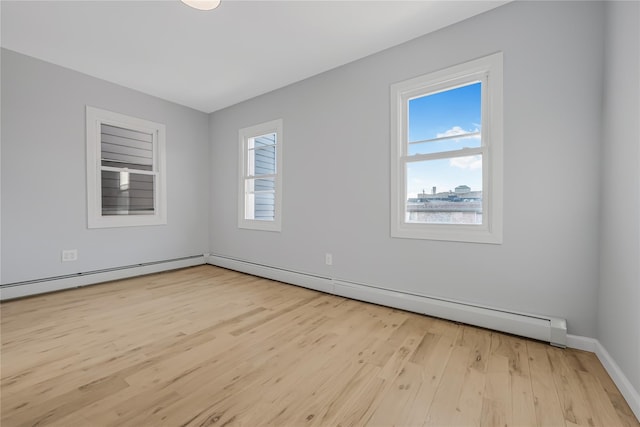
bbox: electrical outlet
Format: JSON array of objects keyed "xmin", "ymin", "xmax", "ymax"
[
  {"xmin": 62, "ymin": 249, "xmax": 78, "ymax": 262},
  {"xmin": 325, "ymin": 253, "xmax": 333, "ymax": 266}
]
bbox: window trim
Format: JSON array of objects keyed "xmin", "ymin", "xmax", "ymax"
[
  {"xmin": 238, "ymin": 119, "xmax": 283, "ymax": 232},
  {"xmin": 86, "ymin": 106, "xmax": 167, "ymax": 229},
  {"xmin": 390, "ymin": 52, "xmax": 503, "ymax": 244}
]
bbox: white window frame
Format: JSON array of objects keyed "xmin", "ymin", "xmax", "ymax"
[
  {"xmin": 238, "ymin": 119, "xmax": 283, "ymax": 232},
  {"xmin": 86, "ymin": 106, "xmax": 167, "ymax": 228},
  {"xmin": 390, "ymin": 52, "xmax": 503, "ymax": 244}
]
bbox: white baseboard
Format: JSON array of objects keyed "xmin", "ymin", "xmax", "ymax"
[
  {"xmin": 566, "ymin": 334, "xmax": 598, "ymax": 352},
  {"xmin": 594, "ymin": 339, "xmax": 640, "ymax": 421},
  {"xmin": 567, "ymin": 334, "xmax": 639, "ymax": 420},
  {"xmin": 0, "ymin": 255, "xmax": 206, "ymax": 300},
  {"xmin": 207, "ymin": 254, "xmax": 333, "ymax": 294}
]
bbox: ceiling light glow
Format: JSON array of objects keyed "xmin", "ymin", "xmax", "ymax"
[{"xmin": 181, "ymin": 0, "xmax": 221, "ymax": 11}]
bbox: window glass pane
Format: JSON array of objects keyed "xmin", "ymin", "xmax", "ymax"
[
  {"xmin": 254, "ymin": 193, "xmax": 275, "ymax": 221},
  {"xmin": 248, "ymin": 146, "xmax": 276, "ymax": 176},
  {"xmin": 250, "ymin": 133, "xmax": 276, "ymax": 149},
  {"xmin": 408, "ymin": 82, "xmax": 481, "ymax": 147},
  {"xmin": 245, "ymin": 178, "xmax": 275, "ymax": 221},
  {"xmin": 406, "ymin": 156, "xmax": 482, "ymax": 225},
  {"xmin": 102, "ymin": 160, "xmax": 153, "ymax": 171},
  {"xmin": 253, "ymin": 178, "xmax": 275, "ymax": 191},
  {"xmin": 102, "ymin": 171, "xmax": 155, "ymax": 215},
  {"xmin": 101, "ymin": 124, "xmax": 153, "ymax": 167}
]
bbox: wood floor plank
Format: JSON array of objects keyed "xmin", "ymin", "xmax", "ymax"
[
  {"xmin": 423, "ymin": 344, "xmax": 472, "ymax": 426},
  {"xmin": 547, "ymin": 345, "xmax": 599, "ymax": 426},
  {"xmin": 402, "ymin": 334, "xmax": 457, "ymax": 427},
  {"xmin": 502, "ymin": 334, "xmax": 537, "ymax": 427},
  {"xmin": 578, "ymin": 370, "xmax": 625, "ymax": 427},
  {"xmin": 308, "ymin": 362, "xmax": 383, "ymax": 427},
  {"xmin": 571, "ymin": 350, "xmax": 640, "ymax": 427},
  {"xmin": 451, "ymin": 329, "xmax": 490, "ymax": 426},
  {"xmin": 456, "ymin": 325, "xmax": 492, "ymax": 373},
  {"xmin": 1, "ymin": 265, "xmax": 638, "ymax": 427},
  {"xmin": 366, "ymin": 361, "xmax": 424, "ymax": 427},
  {"xmin": 528, "ymin": 340, "xmax": 568, "ymax": 426},
  {"xmin": 480, "ymin": 343, "xmax": 512, "ymax": 427}
]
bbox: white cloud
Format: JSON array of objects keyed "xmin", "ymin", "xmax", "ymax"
[
  {"xmin": 436, "ymin": 126, "xmax": 480, "ymax": 139},
  {"xmin": 437, "ymin": 126, "xmax": 467, "ymax": 138},
  {"xmin": 450, "ymin": 155, "xmax": 482, "ymax": 170}
]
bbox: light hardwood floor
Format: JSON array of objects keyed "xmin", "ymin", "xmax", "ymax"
[{"xmin": 1, "ymin": 265, "xmax": 638, "ymax": 427}]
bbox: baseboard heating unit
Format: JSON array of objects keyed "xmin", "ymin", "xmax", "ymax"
[
  {"xmin": 207, "ymin": 255, "xmax": 567, "ymax": 348},
  {"xmin": 331, "ymin": 279, "xmax": 567, "ymax": 348},
  {"xmin": 0, "ymin": 255, "xmax": 206, "ymax": 301}
]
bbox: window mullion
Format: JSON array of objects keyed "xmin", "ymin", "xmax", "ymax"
[
  {"xmin": 248, "ymin": 190, "xmax": 276, "ymax": 194},
  {"xmin": 245, "ymin": 173, "xmax": 277, "ymax": 179},
  {"xmin": 101, "ymin": 165, "xmax": 157, "ymax": 175},
  {"xmin": 408, "ymin": 131, "xmax": 481, "ymax": 146},
  {"xmin": 248, "ymin": 144, "xmax": 277, "ymax": 150},
  {"xmin": 403, "ymin": 146, "xmax": 485, "ymax": 163}
]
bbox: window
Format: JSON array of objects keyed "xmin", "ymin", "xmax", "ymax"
[
  {"xmin": 86, "ymin": 106, "xmax": 166, "ymax": 228},
  {"xmin": 391, "ymin": 53, "xmax": 503, "ymax": 243},
  {"xmin": 238, "ymin": 119, "xmax": 283, "ymax": 231}
]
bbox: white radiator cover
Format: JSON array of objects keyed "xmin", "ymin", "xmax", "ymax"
[
  {"xmin": 207, "ymin": 255, "xmax": 567, "ymax": 347},
  {"xmin": 0, "ymin": 255, "xmax": 206, "ymax": 300}
]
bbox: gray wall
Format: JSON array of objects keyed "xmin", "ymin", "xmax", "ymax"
[
  {"xmin": 598, "ymin": 1, "xmax": 640, "ymax": 394},
  {"xmin": 0, "ymin": 0, "xmax": 637, "ymax": 405},
  {"xmin": 1, "ymin": 48, "xmax": 210, "ymax": 284},
  {"xmin": 209, "ymin": 1, "xmax": 605, "ymax": 338}
]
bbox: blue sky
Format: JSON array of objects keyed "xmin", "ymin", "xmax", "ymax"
[{"xmin": 406, "ymin": 82, "xmax": 482, "ymax": 198}]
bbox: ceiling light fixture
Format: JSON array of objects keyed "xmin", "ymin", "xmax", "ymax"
[{"xmin": 181, "ymin": 0, "xmax": 221, "ymax": 11}]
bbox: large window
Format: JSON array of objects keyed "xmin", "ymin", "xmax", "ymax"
[
  {"xmin": 391, "ymin": 53, "xmax": 503, "ymax": 243},
  {"xmin": 86, "ymin": 106, "xmax": 166, "ymax": 228},
  {"xmin": 238, "ymin": 119, "xmax": 283, "ymax": 231}
]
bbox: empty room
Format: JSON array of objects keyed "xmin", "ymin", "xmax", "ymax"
[{"xmin": 1, "ymin": 0, "xmax": 639, "ymax": 426}]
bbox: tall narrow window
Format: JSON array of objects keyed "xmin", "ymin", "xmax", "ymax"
[
  {"xmin": 238, "ymin": 119, "xmax": 283, "ymax": 231},
  {"xmin": 86, "ymin": 106, "xmax": 166, "ymax": 228},
  {"xmin": 391, "ymin": 53, "xmax": 503, "ymax": 243}
]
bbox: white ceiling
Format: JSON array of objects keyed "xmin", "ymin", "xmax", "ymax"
[{"xmin": 1, "ymin": 0, "xmax": 508, "ymax": 113}]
